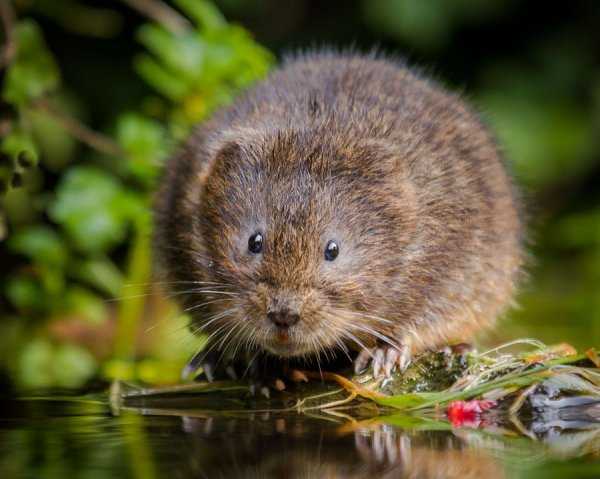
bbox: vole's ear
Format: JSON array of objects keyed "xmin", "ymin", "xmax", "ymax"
[
  {"xmin": 206, "ymin": 127, "xmax": 267, "ymax": 173},
  {"xmin": 212, "ymin": 140, "xmax": 243, "ymax": 171},
  {"xmin": 209, "ymin": 127, "xmax": 266, "ymax": 157}
]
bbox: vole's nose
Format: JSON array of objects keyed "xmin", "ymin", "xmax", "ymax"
[{"xmin": 267, "ymin": 309, "xmax": 300, "ymax": 328}]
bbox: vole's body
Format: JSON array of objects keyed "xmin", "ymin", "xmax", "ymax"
[{"xmin": 155, "ymin": 52, "xmax": 523, "ymax": 378}]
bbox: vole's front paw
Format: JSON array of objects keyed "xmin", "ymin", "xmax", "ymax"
[
  {"xmin": 181, "ymin": 349, "xmax": 228, "ymax": 382},
  {"xmin": 354, "ymin": 344, "xmax": 411, "ymax": 378},
  {"xmin": 245, "ymin": 357, "xmax": 287, "ymax": 399},
  {"xmin": 182, "ymin": 349, "xmax": 289, "ymax": 399}
]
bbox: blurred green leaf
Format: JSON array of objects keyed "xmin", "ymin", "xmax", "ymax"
[
  {"xmin": 135, "ymin": 11, "xmax": 272, "ymax": 134},
  {"xmin": 8, "ymin": 226, "xmax": 68, "ymax": 267},
  {"xmin": 116, "ymin": 112, "xmax": 168, "ymax": 184},
  {"xmin": 175, "ymin": 0, "xmax": 226, "ymax": 31},
  {"xmin": 2, "ymin": 179, "xmax": 44, "ymax": 227},
  {"xmin": 28, "ymin": 98, "xmax": 80, "ymax": 172},
  {"xmin": 1, "ymin": 129, "xmax": 39, "ymax": 169},
  {"xmin": 18, "ymin": 338, "xmax": 97, "ymax": 388},
  {"xmin": 134, "ymin": 54, "xmax": 189, "ymax": 101},
  {"xmin": 72, "ymin": 258, "xmax": 124, "ymax": 297},
  {"xmin": 5, "ymin": 276, "xmax": 47, "ymax": 313},
  {"xmin": 6, "ymin": 225, "xmax": 68, "ymax": 310},
  {"xmin": 49, "ymin": 166, "xmax": 144, "ymax": 255},
  {"xmin": 2, "ymin": 20, "xmax": 60, "ymax": 106},
  {"xmin": 52, "ymin": 343, "xmax": 97, "ymax": 388},
  {"xmin": 64, "ymin": 287, "xmax": 107, "ymax": 324},
  {"xmin": 137, "ymin": 25, "xmax": 205, "ymax": 76},
  {"xmin": 18, "ymin": 338, "xmax": 55, "ymax": 388}
]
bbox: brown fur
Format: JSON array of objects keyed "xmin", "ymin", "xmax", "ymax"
[{"xmin": 154, "ymin": 51, "xmax": 524, "ymax": 364}]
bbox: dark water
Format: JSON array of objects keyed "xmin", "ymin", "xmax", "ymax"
[{"xmin": 1, "ymin": 393, "xmax": 600, "ymax": 479}]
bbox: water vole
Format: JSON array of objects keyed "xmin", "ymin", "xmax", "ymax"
[{"xmin": 154, "ymin": 51, "xmax": 524, "ymax": 380}]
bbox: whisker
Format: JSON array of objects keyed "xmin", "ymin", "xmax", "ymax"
[
  {"xmin": 183, "ymin": 298, "xmax": 230, "ymax": 314},
  {"xmin": 107, "ymin": 284, "xmax": 236, "ymax": 304},
  {"xmin": 183, "ymin": 289, "xmax": 239, "ymax": 296},
  {"xmin": 214, "ymin": 321, "xmax": 246, "ymax": 369},
  {"xmin": 337, "ymin": 329, "xmax": 374, "ymax": 360},
  {"xmin": 194, "ymin": 323, "xmax": 232, "ymax": 358},
  {"xmin": 122, "ymin": 280, "xmax": 227, "ymax": 288},
  {"xmin": 192, "ymin": 308, "xmax": 237, "ymax": 334},
  {"xmin": 341, "ymin": 310, "xmax": 394, "ymax": 325},
  {"xmin": 242, "ymin": 349, "xmax": 261, "ymax": 379},
  {"xmin": 350, "ymin": 323, "xmax": 401, "ymax": 350},
  {"xmin": 228, "ymin": 320, "xmax": 252, "ymax": 363},
  {"xmin": 331, "ymin": 334, "xmax": 352, "ymax": 362}
]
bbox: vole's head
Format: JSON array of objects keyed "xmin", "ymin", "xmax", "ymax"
[{"xmin": 170, "ymin": 128, "xmax": 417, "ymax": 360}]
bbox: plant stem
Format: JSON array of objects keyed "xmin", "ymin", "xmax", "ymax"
[
  {"xmin": 32, "ymin": 98, "xmax": 125, "ymax": 157},
  {"xmin": 120, "ymin": 0, "xmax": 190, "ymax": 34},
  {"xmin": 0, "ymin": 0, "xmax": 16, "ymax": 70},
  {"xmin": 114, "ymin": 216, "xmax": 152, "ymax": 360}
]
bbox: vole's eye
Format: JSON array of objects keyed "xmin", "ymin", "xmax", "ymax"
[
  {"xmin": 324, "ymin": 240, "xmax": 339, "ymax": 261},
  {"xmin": 248, "ymin": 232, "xmax": 264, "ymax": 254}
]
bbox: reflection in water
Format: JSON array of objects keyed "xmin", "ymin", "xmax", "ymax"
[
  {"xmin": 177, "ymin": 414, "xmax": 505, "ymax": 478},
  {"xmin": 1, "ymin": 397, "xmax": 600, "ymax": 478}
]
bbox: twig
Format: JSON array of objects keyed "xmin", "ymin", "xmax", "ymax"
[
  {"xmin": 299, "ymin": 370, "xmax": 386, "ymax": 400},
  {"xmin": 120, "ymin": 0, "xmax": 190, "ymax": 34},
  {"xmin": 0, "ymin": 118, "xmax": 12, "ymax": 138},
  {"xmin": 0, "ymin": 0, "xmax": 16, "ymax": 70},
  {"xmin": 32, "ymin": 98, "xmax": 125, "ymax": 157}
]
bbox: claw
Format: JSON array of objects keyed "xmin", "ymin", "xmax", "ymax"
[
  {"xmin": 274, "ymin": 378, "xmax": 286, "ymax": 391},
  {"xmin": 260, "ymin": 386, "xmax": 270, "ymax": 399},
  {"xmin": 383, "ymin": 348, "xmax": 399, "ymax": 377},
  {"xmin": 354, "ymin": 344, "xmax": 411, "ymax": 378},
  {"xmin": 354, "ymin": 349, "xmax": 373, "ymax": 374},
  {"xmin": 398, "ymin": 344, "xmax": 411, "ymax": 371},
  {"xmin": 373, "ymin": 348, "xmax": 385, "ymax": 377},
  {"xmin": 248, "ymin": 382, "xmax": 272, "ymax": 399},
  {"xmin": 225, "ymin": 365, "xmax": 238, "ymax": 380},
  {"xmin": 202, "ymin": 361, "xmax": 215, "ymax": 382},
  {"xmin": 289, "ymin": 369, "xmax": 309, "ymax": 383},
  {"xmin": 180, "ymin": 348, "xmax": 231, "ymax": 383},
  {"xmin": 181, "ymin": 349, "xmax": 209, "ymax": 381}
]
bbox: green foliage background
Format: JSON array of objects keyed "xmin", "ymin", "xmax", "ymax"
[{"xmin": 0, "ymin": 0, "xmax": 599, "ymax": 389}]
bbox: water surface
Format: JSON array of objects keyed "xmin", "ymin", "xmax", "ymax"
[{"xmin": 1, "ymin": 392, "xmax": 600, "ymax": 478}]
